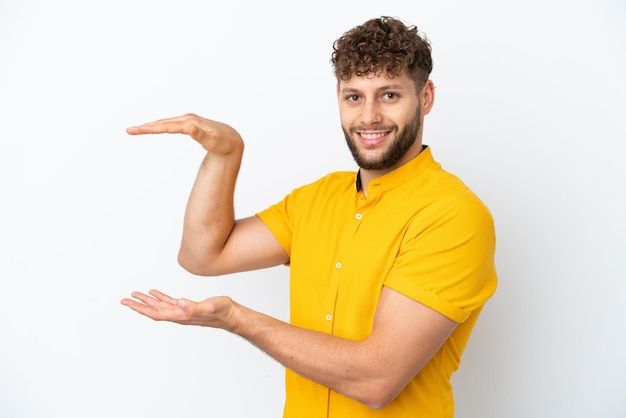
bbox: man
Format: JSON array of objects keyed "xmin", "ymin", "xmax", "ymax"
[{"xmin": 121, "ymin": 16, "xmax": 497, "ymax": 417}]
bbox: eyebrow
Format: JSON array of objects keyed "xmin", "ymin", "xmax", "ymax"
[{"xmin": 340, "ymin": 84, "xmax": 406, "ymax": 95}]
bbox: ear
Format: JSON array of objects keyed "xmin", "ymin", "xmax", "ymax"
[{"xmin": 420, "ymin": 80, "xmax": 436, "ymax": 116}]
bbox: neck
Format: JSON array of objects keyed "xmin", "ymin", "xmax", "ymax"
[{"xmin": 359, "ymin": 144, "xmax": 424, "ymax": 198}]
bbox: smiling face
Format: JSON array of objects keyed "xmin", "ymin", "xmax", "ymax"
[{"xmin": 338, "ymin": 71, "xmax": 433, "ymax": 175}]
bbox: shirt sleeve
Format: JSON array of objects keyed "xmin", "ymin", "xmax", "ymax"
[
  {"xmin": 256, "ymin": 193, "xmax": 295, "ymax": 258},
  {"xmin": 383, "ymin": 194, "xmax": 498, "ymax": 323}
]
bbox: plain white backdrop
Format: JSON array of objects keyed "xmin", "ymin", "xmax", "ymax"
[{"xmin": 1, "ymin": 0, "xmax": 625, "ymax": 417}]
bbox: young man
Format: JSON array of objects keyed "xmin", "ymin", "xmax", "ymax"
[{"xmin": 121, "ymin": 16, "xmax": 497, "ymax": 418}]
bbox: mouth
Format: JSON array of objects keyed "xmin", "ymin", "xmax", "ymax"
[{"xmin": 357, "ymin": 130, "xmax": 391, "ymax": 147}]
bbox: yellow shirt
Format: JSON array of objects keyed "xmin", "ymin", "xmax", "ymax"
[{"xmin": 256, "ymin": 146, "xmax": 497, "ymax": 418}]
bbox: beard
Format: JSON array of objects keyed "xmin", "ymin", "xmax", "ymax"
[{"xmin": 343, "ymin": 106, "xmax": 422, "ymax": 171}]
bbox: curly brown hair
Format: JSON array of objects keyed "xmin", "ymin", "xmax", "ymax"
[{"xmin": 331, "ymin": 16, "xmax": 432, "ymax": 89}]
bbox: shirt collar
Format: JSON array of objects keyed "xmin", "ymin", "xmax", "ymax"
[{"xmin": 355, "ymin": 145, "xmax": 433, "ymax": 193}]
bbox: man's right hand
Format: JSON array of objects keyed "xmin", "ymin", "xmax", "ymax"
[{"xmin": 127, "ymin": 113, "xmax": 243, "ymax": 155}]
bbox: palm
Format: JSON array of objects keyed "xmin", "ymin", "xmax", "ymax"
[{"xmin": 121, "ymin": 289, "xmax": 234, "ymax": 328}]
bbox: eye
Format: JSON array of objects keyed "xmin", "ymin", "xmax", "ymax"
[
  {"xmin": 382, "ymin": 92, "xmax": 398, "ymax": 100},
  {"xmin": 345, "ymin": 94, "xmax": 360, "ymax": 102}
]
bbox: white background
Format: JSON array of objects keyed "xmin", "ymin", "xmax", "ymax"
[{"xmin": 1, "ymin": 0, "xmax": 625, "ymax": 417}]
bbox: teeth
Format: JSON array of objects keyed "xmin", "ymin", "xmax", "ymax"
[{"xmin": 361, "ymin": 132, "xmax": 386, "ymax": 140}]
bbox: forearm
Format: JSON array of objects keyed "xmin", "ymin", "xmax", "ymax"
[
  {"xmin": 123, "ymin": 288, "xmax": 456, "ymax": 409},
  {"xmin": 229, "ymin": 302, "xmax": 396, "ymax": 409},
  {"xmin": 178, "ymin": 147, "xmax": 243, "ymax": 274}
]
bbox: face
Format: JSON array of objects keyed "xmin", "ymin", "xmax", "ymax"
[{"xmin": 338, "ymin": 72, "xmax": 425, "ymax": 173}]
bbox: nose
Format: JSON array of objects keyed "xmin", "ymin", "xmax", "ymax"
[{"xmin": 360, "ymin": 100, "xmax": 382, "ymax": 126}]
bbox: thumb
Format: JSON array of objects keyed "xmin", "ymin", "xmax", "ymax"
[
  {"xmin": 188, "ymin": 123, "xmax": 208, "ymax": 143},
  {"xmin": 178, "ymin": 298, "xmax": 189, "ymax": 310}
]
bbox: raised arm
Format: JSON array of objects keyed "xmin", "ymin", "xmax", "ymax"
[
  {"xmin": 127, "ymin": 114, "xmax": 288, "ymax": 276},
  {"xmin": 121, "ymin": 286, "xmax": 457, "ymax": 410}
]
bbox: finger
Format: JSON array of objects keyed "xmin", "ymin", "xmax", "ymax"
[
  {"xmin": 186, "ymin": 123, "xmax": 211, "ymax": 144},
  {"xmin": 148, "ymin": 289, "xmax": 178, "ymax": 304},
  {"xmin": 121, "ymin": 295, "xmax": 186, "ymax": 322},
  {"xmin": 126, "ymin": 120, "xmax": 193, "ymax": 136},
  {"xmin": 149, "ymin": 290, "xmax": 196, "ymax": 315},
  {"xmin": 126, "ymin": 113, "xmax": 201, "ymax": 135},
  {"xmin": 129, "ymin": 291, "xmax": 170, "ymax": 308},
  {"xmin": 120, "ymin": 297, "xmax": 160, "ymax": 319},
  {"xmin": 146, "ymin": 113, "xmax": 199, "ymax": 125}
]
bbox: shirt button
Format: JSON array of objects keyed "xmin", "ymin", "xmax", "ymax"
[
  {"xmin": 325, "ymin": 314, "xmax": 332, "ymax": 321},
  {"xmin": 335, "ymin": 262, "xmax": 342, "ymax": 269},
  {"xmin": 355, "ymin": 213, "xmax": 362, "ymax": 220}
]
